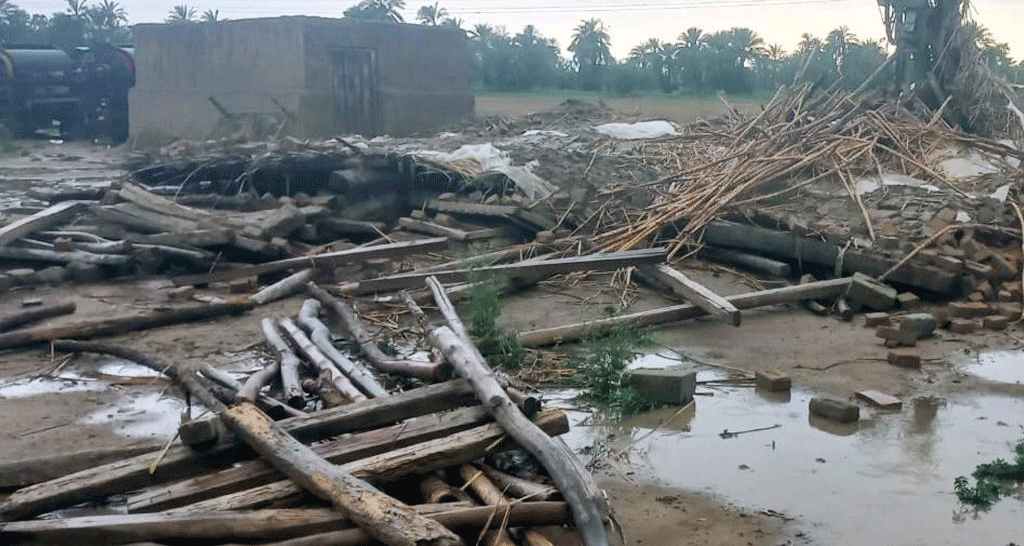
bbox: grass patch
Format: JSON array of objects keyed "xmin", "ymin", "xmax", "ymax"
[
  {"xmin": 954, "ymin": 439, "xmax": 1024, "ymax": 509},
  {"xmin": 569, "ymin": 324, "xmax": 663, "ymax": 416},
  {"xmin": 464, "ymin": 271, "xmax": 528, "ymax": 371}
]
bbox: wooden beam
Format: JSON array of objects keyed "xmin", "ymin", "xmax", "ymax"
[
  {"xmin": 0, "ymin": 443, "xmax": 159, "ymax": 489},
  {"xmin": 641, "ymin": 265, "xmax": 741, "ymax": 326},
  {"xmin": 0, "ymin": 380, "xmax": 478, "ymax": 521},
  {"xmin": 176, "ymin": 409, "xmax": 569, "ymax": 512},
  {"xmin": 126, "ymin": 406, "xmax": 492, "ymax": 512},
  {"xmin": 0, "ymin": 302, "xmax": 254, "ymax": 351},
  {"xmin": 423, "ymin": 200, "xmax": 519, "ymax": 217},
  {"xmin": 0, "ymin": 303, "xmax": 76, "ymax": 334},
  {"xmin": 398, "ymin": 217, "xmax": 469, "ymax": 241},
  {"xmin": 0, "ymin": 246, "xmax": 130, "ymax": 266},
  {"xmin": 518, "ymin": 277, "xmax": 853, "ymax": 347},
  {"xmin": 172, "ymin": 237, "xmax": 448, "ymax": 286},
  {"xmin": 347, "ymin": 248, "xmax": 667, "ymax": 294},
  {"xmin": 698, "ymin": 247, "xmax": 793, "ymax": 277},
  {"xmin": 0, "ymin": 201, "xmax": 85, "ymax": 247}
]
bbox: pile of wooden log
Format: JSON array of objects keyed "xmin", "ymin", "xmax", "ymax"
[{"xmin": 0, "ymin": 277, "xmax": 612, "ymax": 546}]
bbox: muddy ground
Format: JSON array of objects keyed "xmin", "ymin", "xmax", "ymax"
[{"xmin": 2, "ymin": 139, "xmax": 1023, "ymax": 546}]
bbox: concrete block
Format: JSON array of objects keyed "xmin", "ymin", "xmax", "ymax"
[
  {"xmin": 875, "ymin": 326, "xmax": 917, "ymax": 347},
  {"xmin": 897, "ymin": 292, "xmax": 921, "ymax": 309},
  {"xmin": 755, "ymin": 369, "xmax": 791, "ymax": 392},
  {"xmin": 887, "ymin": 350, "xmax": 921, "ymax": 369},
  {"xmin": 8, "ymin": 268, "xmax": 37, "ymax": 286},
  {"xmin": 855, "ymin": 390, "xmax": 903, "ymax": 410},
  {"xmin": 997, "ymin": 303, "xmax": 1022, "ymax": 319},
  {"xmin": 983, "ymin": 315, "xmax": 1010, "ymax": 331},
  {"xmin": 625, "ymin": 368, "xmax": 697, "ymax": 405},
  {"xmin": 949, "ymin": 318, "xmax": 980, "ymax": 334},
  {"xmin": 987, "ymin": 253, "xmax": 1017, "ymax": 280},
  {"xmin": 67, "ymin": 262, "xmax": 104, "ymax": 283},
  {"xmin": 899, "ymin": 313, "xmax": 937, "ymax": 339},
  {"xmin": 847, "ymin": 273, "xmax": 897, "ymax": 311},
  {"xmin": 948, "ymin": 301, "xmax": 990, "ymax": 318},
  {"xmin": 864, "ymin": 312, "xmax": 891, "ymax": 327},
  {"xmin": 809, "ymin": 397, "xmax": 860, "ymax": 423},
  {"xmin": 35, "ymin": 266, "xmax": 66, "ymax": 286}
]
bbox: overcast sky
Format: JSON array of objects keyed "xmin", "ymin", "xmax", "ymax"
[{"xmin": 12, "ymin": 0, "xmax": 1022, "ymax": 60}]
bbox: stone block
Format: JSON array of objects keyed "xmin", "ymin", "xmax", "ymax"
[
  {"xmin": 67, "ymin": 262, "xmax": 104, "ymax": 283},
  {"xmin": 625, "ymin": 368, "xmax": 697, "ymax": 405},
  {"xmin": 948, "ymin": 301, "xmax": 990, "ymax": 318},
  {"xmin": 983, "ymin": 315, "xmax": 1010, "ymax": 331},
  {"xmin": 997, "ymin": 303, "xmax": 1022, "ymax": 319},
  {"xmin": 949, "ymin": 318, "xmax": 980, "ymax": 334},
  {"xmin": 809, "ymin": 397, "xmax": 860, "ymax": 423},
  {"xmin": 855, "ymin": 390, "xmax": 903, "ymax": 410},
  {"xmin": 8, "ymin": 268, "xmax": 37, "ymax": 286},
  {"xmin": 755, "ymin": 369, "xmax": 792, "ymax": 392},
  {"xmin": 1004, "ymin": 281, "xmax": 1022, "ymax": 300},
  {"xmin": 864, "ymin": 312, "xmax": 891, "ymax": 327},
  {"xmin": 899, "ymin": 313, "xmax": 937, "ymax": 339},
  {"xmin": 987, "ymin": 253, "xmax": 1017, "ymax": 280},
  {"xmin": 875, "ymin": 326, "xmax": 917, "ymax": 347},
  {"xmin": 35, "ymin": 266, "xmax": 66, "ymax": 286},
  {"xmin": 897, "ymin": 292, "xmax": 921, "ymax": 309},
  {"xmin": 887, "ymin": 350, "xmax": 921, "ymax": 369},
  {"xmin": 846, "ymin": 273, "xmax": 897, "ymax": 311}
]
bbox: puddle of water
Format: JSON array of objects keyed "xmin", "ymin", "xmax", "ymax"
[
  {"xmin": 560, "ymin": 375, "xmax": 1024, "ymax": 545},
  {"xmin": 964, "ymin": 351, "xmax": 1024, "ymax": 384},
  {"xmin": 79, "ymin": 392, "xmax": 197, "ymax": 440},
  {"xmin": 0, "ymin": 373, "xmax": 106, "ymax": 398}
]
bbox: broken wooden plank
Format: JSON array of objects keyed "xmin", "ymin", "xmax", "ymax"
[
  {"xmin": 0, "ymin": 442, "xmax": 160, "ymax": 489},
  {"xmin": 317, "ymin": 218, "xmax": 387, "ymax": 237},
  {"xmin": 0, "ymin": 246, "xmax": 130, "ymax": 266},
  {"xmin": 259, "ymin": 318, "xmax": 305, "ymax": 408},
  {"xmin": 173, "ymin": 237, "xmax": 448, "ymax": 286},
  {"xmin": 0, "ymin": 302, "xmax": 76, "ymax": 333},
  {"xmin": 177, "ymin": 409, "xmax": 570, "ymax": 512},
  {"xmin": 127, "ymin": 406, "xmax": 492, "ymax": 512},
  {"xmin": 27, "ymin": 187, "xmax": 107, "ymax": 204},
  {"xmin": 115, "ymin": 183, "xmax": 210, "ymax": 221},
  {"xmin": 855, "ymin": 390, "xmax": 902, "ymax": 410},
  {"xmin": 346, "ymin": 248, "xmax": 667, "ymax": 294},
  {"xmin": 641, "ymin": 264, "xmax": 741, "ymax": 326},
  {"xmin": 398, "ymin": 217, "xmax": 469, "ymax": 241},
  {"xmin": 0, "ymin": 380, "xmax": 478, "ymax": 520},
  {"xmin": 0, "ymin": 201, "xmax": 85, "ymax": 248},
  {"xmin": 519, "ymin": 277, "xmax": 853, "ymax": 347},
  {"xmin": 92, "ymin": 203, "xmax": 200, "ymax": 234},
  {"xmin": 423, "ymin": 199, "xmax": 520, "ymax": 217},
  {"xmin": 0, "ymin": 302, "xmax": 253, "ymax": 351}
]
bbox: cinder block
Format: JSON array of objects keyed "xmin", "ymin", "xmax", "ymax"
[
  {"xmin": 897, "ymin": 292, "xmax": 921, "ymax": 309},
  {"xmin": 755, "ymin": 369, "xmax": 792, "ymax": 392},
  {"xmin": 983, "ymin": 315, "xmax": 1010, "ymax": 331},
  {"xmin": 887, "ymin": 350, "xmax": 921, "ymax": 369},
  {"xmin": 899, "ymin": 313, "xmax": 937, "ymax": 339},
  {"xmin": 949, "ymin": 318, "xmax": 980, "ymax": 334},
  {"xmin": 864, "ymin": 312, "xmax": 891, "ymax": 327},
  {"xmin": 949, "ymin": 302, "xmax": 991, "ymax": 318},
  {"xmin": 875, "ymin": 326, "xmax": 917, "ymax": 347},
  {"xmin": 810, "ymin": 397, "xmax": 860, "ymax": 423},
  {"xmin": 847, "ymin": 273, "xmax": 897, "ymax": 311},
  {"xmin": 625, "ymin": 368, "xmax": 697, "ymax": 405}
]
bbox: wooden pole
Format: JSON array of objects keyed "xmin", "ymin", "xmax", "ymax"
[
  {"xmin": 250, "ymin": 270, "xmax": 315, "ymax": 306},
  {"xmin": 260, "ymin": 318, "xmax": 306, "ymax": 408},
  {"xmin": 0, "ymin": 201, "xmax": 85, "ymax": 247},
  {"xmin": 0, "ymin": 303, "xmax": 76, "ymax": 333},
  {"xmin": 640, "ymin": 264, "xmax": 741, "ymax": 326},
  {"xmin": 279, "ymin": 318, "xmax": 366, "ymax": 403},
  {"xmin": 420, "ymin": 475, "xmax": 473, "ymax": 504},
  {"xmin": 481, "ymin": 466, "xmax": 558, "ymax": 502},
  {"xmin": 0, "ymin": 302, "xmax": 254, "ymax": 351},
  {"xmin": 518, "ymin": 277, "xmax": 853, "ymax": 347},
  {"xmin": 458, "ymin": 465, "xmax": 517, "ymax": 546},
  {"xmin": 307, "ymin": 282, "xmax": 452, "ymax": 381},
  {"xmin": 425, "ymin": 277, "xmax": 611, "ymax": 546},
  {"xmin": 0, "ymin": 246, "xmax": 130, "ymax": 265},
  {"xmin": 297, "ymin": 299, "xmax": 386, "ymax": 398}
]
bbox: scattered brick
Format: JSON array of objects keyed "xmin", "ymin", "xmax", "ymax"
[
  {"xmin": 983, "ymin": 315, "xmax": 1010, "ymax": 331},
  {"xmin": 810, "ymin": 397, "xmax": 859, "ymax": 423},
  {"xmin": 755, "ymin": 369, "xmax": 792, "ymax": 392},
  {"xmin": 887, "ymin": 350, "xmax": 922, "ymax": 369},
  {"xmin": 949, "ymin": 318, "xmax": 980, "ymax": 334},
  {"xmin": 875, "ymin": 326, "xmax": 917, "ymax": 347},
  {"xmin": 948, "ymin": 301, "xmax": 991, "ymax": 318},
  {"xmin": 897, "ymin": 292, "xmax": 921, "ymax": 309}
]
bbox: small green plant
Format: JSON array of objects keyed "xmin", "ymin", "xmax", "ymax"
[
  {"xmin": 465, "ymin": 270, "xmax": 528, "ymax": 371},
  {"xmin": 570, "ymin": 324, "xmax": 661, "ymax": 416},
  {"xmin": 954, "ymin": 439, "xmax": 1024, "ymax": 509}
]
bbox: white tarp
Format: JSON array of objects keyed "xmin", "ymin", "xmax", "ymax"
[
  {"xmin": 594, "ymin": 120, "xmax": 679, "ymax": 139},
  {"xmin": 411, "ymin": 143, "xmax": 557, "ymax": 199},
  {"xmin": 854, "ymin": 173, "xmax": 941, "ymax": 196}
]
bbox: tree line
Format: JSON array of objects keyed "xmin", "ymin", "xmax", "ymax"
[{"xmin": 2, "ymin": 0, "xmax": 1020, "ymax": 96}]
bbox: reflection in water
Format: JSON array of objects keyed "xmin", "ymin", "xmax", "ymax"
[
  {"xmin": 560, "ymin": 381, "xmax": 1024, "ymax": 546},
  {"xmin": 963, "ymin": 351, "xmax": 1024, "ymax": 384}
]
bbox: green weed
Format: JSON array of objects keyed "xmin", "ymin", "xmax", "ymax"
[
  {"xmin": 464, "ymin": 270, "xmax": 528, "ymax": 371},
  {"xmin": 954, "ymin": 440, "xmax": 1024, "ymax": 509},
  {"xmin": 570, "ymin": 324, "xmax": 662, "ymax": 416}
]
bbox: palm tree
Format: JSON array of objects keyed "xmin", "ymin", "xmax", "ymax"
[
  {"xmin": 825, "ymin": 25, "xmax": 858, "ymax": 75},
  {"xmin": 568, "ymin": 18, "xmax": 612, "ymax": 81},
  {"xmin": 416, "ymin": 2, "xmax": 447, "ymax": 25},
  {"xmin": 65, "ymin": 0, "xmax": 88, "ymax": 18},
  {"xmin": 201, "ymin": 9, "xmax": 222, "ymax": 22},
  {"xmin": 729, "ymin": 27, "xmax": 765, "ymax": 67},
  {"xmin": 440, "ymin": 17, "xmax": 462, "ymax": 30},
  {"xmin": 798, "ymin": 33, "xmax": 823, "ymax": 55},
  {"xmin": 87, "ymin": 0, "xmax": 127, "ymax": 42},
  {"xmin": 677, "ymin": 27, "xmax": 705, "ymax": 50},
  {"xmin": 166, "ymin": 4, "xmax": 197, "ymax": 23},
  {"xmin": 343, "ymin": 0, "xmax": 405, "ymax": 23}
]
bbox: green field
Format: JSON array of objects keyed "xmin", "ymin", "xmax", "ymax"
[{"xmin": 474, "ymin": 89, "xmax": 767, "ymax": 124}]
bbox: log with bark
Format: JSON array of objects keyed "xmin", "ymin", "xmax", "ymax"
[
  {"xmin": 279, "ymin": 317, "xmax": 366, "ymax": 403},
  {"xmin": 425, "ymin": 277, "xmax": 611, "ymax": 546},
  {"xmin": 0, "ymin": 302, "xmax": 253, "ymax": 351},
  {"xmin": 260, "ymin": 318, "xmax": 306, "ymax": 408},
  {"xmin": 0, "ymin": 443, "xmax": 160, "ymax": 490},
  {"xmin": 0, "ymin": 246, "xmax": 130, "ymax": 266},
  {"xmin": 297, "ymin": 299, "xmax": 386, "ymax": 398},
  {"xmin": 480, "ymin": 466, "xmax": 559, "ymax": 501},
  {"xmin": 21, "ymin": 341, "xmax": 464, "ymax": 546},
  {"xmin": 420, "ymin": 475, "xmax": 473, "ymax": 504},
  {"xmin": 307, "ymin": 282, "xmax": 452, "ymax": 381},
  {"xmin": 0, "ymin": 303, "xmax": 76, "ymax": 333},
  {"xmin": 251, "ymin": 269, "xmax": 316, "ymax": 306},
  {"xmin": 0, "ymin": 379, "xmax": 478, "ymax": 520}
]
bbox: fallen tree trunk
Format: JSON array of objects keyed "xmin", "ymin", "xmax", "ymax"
[
  {"xmin": 0, "ymin": 302, "xmax": 253, "ymax": 351},
  {"xmin": 251, "ymin": 269, "xmax": 315, "ymax": 306},
  {"xmin": 30, "ymin": 342, "xmax": 464, "ymax": 546},
  {"xmin": 260, "ymin": 318, "xmax": 306, "ymax": 408},
  {"xmin": 130, "ymin": 406, "xmax": 492, "ymax": 512},
  {"xmin": 178, "ymin": 409, "xmax": 569, "ymax": 512},
  {"xmin": 0, "ymin": 379, "xmax": 478, "ymax": 521},
  {"xmin": 280, "ymin": 318, "xmax": 366, "ymax": 403},
  {"xmin": 0, "ymin": 303, "xmax": 76, "ymax": 333},
  {"xmin": 229, "ymin": 503, "xmax": 572, "ymax": 546},
  {"xmin": 307, "ymin": 282, "xmax": 452, "ymax": 381},
  {"xmin": 297, "ymin": 299, "xmax": 386, "ymax": 398},
  {"xmin": 518, "ymin": 277, "xmax": 853, "ymax": 347},
  {"xmin": 425, "ymin": 277, "xmax": 610, "ymax": 546}
]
